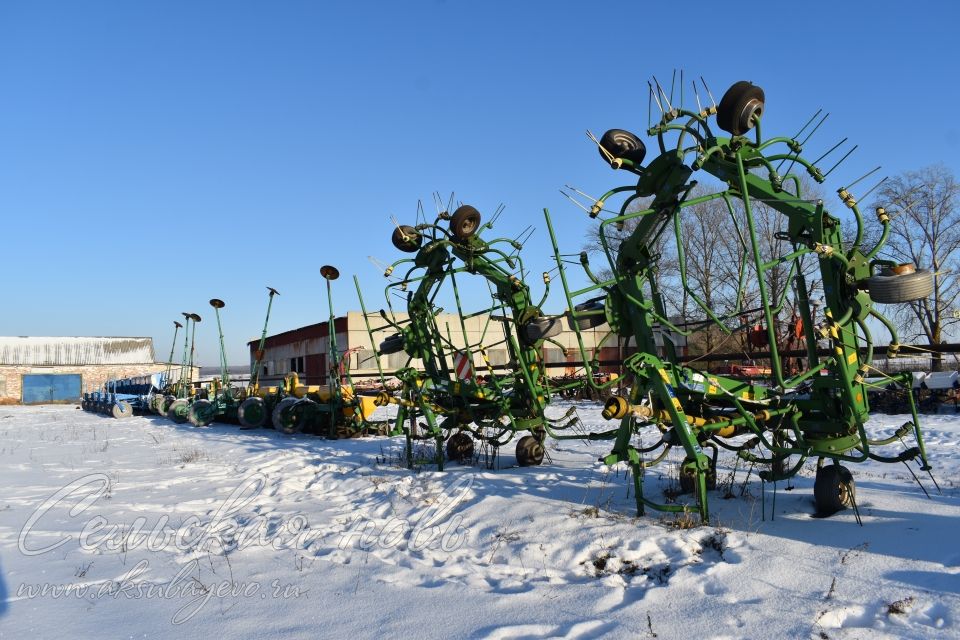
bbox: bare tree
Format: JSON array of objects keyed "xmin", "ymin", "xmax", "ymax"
[{"xmin": 875, "ymin": 164, "xmax": 960, "ymax": 369}]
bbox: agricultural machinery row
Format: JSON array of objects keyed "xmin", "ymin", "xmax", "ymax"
[
  {"xmin": 83, "ymin": 274, "xmax": 385, "ymax": 438},
  {"xmin": 83, "ymin": 76, "xmax": 939, "ymax": 522}
]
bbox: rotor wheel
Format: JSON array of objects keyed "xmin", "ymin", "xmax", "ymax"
[
  {"xmin": 167, "ymin": 399, "xmax": 191, "ymax": 423},
  {"xmin": 446, "ymin": 432, "xmax": 475, "ymax": 463},
  {"xmin": 598, "ymin": 129, "xmax": 646, "ymax": 166},
  {"xmin": 111, "ymin": 401, "xmax": 133, "ymax": 419},
  {"xmin": 188, "ymin": 399, "xmax": 215, "ymax": 427},
  {"xmin": 866, "ymin": 269, "xmax": 934, "ymax": 304},
  {"xmin": 449, "ymin": 205, "xmax": 481, "ymax": 241},
  {"xmin": 392, "ymin": 225, "xmax": 422, "ymax": 253},
  {"xmin": 271, "ymin": 397, "xmax": 299, "ymax": 434},
  {"xmin": 814, "ymin": 464, "xmax": 855, "ymax": 515},
  {"xmin": 238, "ymin": 396, "xmax": 267, "ymax": 429},
  {"xmin": 516, "ymin": 434, "xmax": 544, "ymax": 466},
  {"xmin": 716, "ymin": 81, "xmax": 765, "ymax": 136}
]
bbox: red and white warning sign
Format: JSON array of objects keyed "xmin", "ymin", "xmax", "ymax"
[{"xmin": 453, "ymin": 351, "xmax": 474, "ymax": 381}]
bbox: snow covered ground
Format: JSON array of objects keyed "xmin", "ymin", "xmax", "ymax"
[{"xmin": 0, "ymin": 402, "xmax": 957, "ymax": 639}]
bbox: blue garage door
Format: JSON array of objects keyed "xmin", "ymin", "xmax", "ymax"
[{"xmin": 22, "ymin": 374, "xmax": 82, "ymax": 404}]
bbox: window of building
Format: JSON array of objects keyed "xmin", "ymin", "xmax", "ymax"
[{"xmin": 289, "ymin": 356, "xmax": 305, "ymax": 373}]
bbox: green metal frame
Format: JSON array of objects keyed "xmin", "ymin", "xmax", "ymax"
[
  {"xmin": 364, "ymin": 205, "xmax": 581, "ymax": 470},
  {"xmin": 547, "ymin": 81, "xmax": 929, "ymax": 521}
]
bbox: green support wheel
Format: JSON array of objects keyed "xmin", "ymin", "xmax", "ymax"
[
  {"xmin": 167, "ymin": 399, "xmax": 191, "ymax": 424},
  {"xmin": 158, "ymin": 395, "xmax": 175, "ymax": 416},
  {"xmin": 285, "ymin": 399, "xmax": 315, "ymax": 434},
  {"xmin": 238, "ymin": 396, "xmax": 267, "ymax": 429},
  {"xmin": 272, "ymin": 397, "xmax": 299, "ymax": 434},
  {"xmin": 188, "ymin": 399, "xmax": 216, "ymax": 427}
]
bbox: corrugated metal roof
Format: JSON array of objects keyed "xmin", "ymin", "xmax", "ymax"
[{"xmin": 0, "ymin": 337, "xmax": 156, "ymax": 365}]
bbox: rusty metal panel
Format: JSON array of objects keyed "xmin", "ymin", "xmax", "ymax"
[{"xmin": 0, "ymin": 337, "xmax": 156, "ymax": 366}]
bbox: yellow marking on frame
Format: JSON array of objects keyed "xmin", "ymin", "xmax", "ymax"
[
  {"xmin": 856, "ymin": 392, "xmax": 863, "ymax": 403},
  {"xmin": 847, "ymin": 352, "xmax": 858, "ymax": 365}
]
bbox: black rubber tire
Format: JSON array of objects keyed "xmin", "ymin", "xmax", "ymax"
[
  {"xmin": 598, "ymin": 129, "xmax": 646, "ymax": 165},
  {"xmin": 450, "ymin": 205, "xmax": 481, "ymax": 241},
  {"xmin": 866, "ymin": 269, "xmax": 934, "ymax": 304},
  {"xmin": 167, "ymin": 399, "xmax": 191, "ymax": 423},
  {"xmin": 285, "ymin": 399, "xmax": 316, "ymax": 434},
  {"xmin": 158, "ymin": 395, "xmax": 175, "ymax": 416},
  {"xmin": 392, "ymin": 225, "xmax": 422, "ymax": 253},
  {"xmin": 523, "ymin": 316, "xmax": 563, "ymax": 343},
  {"xmin": 272, "ymin": 397, "xmax": 299, "ymax": 434},
  {"xmin": 238, "ymin": 396, "xmax": 267, "ymax": 429},
  {"xmin": 516, "ymin": 435, "xmax": 544, "ymax": 466},
  {"xmin": 569, "ymin": 300, "xmax": 606, "ymax": 330},
  {"xmin": 446, "ymin": 432, "xmax": 474, "ymax": 463},
  {"xmin": 814, "ymin": 464, "xmax": 855, "ymax": 514},
  {"xmin": 188, "ymin": 399, "xmax": 215, "ymax": 427},
  {"xmin": 378, "ymin": 333, "xmax": 405, "ymax": 355},
  {"xmin": 716, "ymin": 81, "xmax": 765, "ymax": 136}
]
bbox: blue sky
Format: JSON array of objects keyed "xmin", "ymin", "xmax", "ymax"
[{"xmin": 1, "ymin": 1, "xmax": 958, "ymax": 365}]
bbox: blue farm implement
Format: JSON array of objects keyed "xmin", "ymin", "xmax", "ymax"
[{"xmin": 82, "ymin": 373, "xmax": 170, "ymax": 419}]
